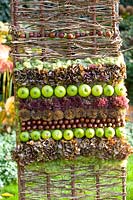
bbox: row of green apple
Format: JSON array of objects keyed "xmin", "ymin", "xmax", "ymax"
[
  {"xmin": 17, "ymin": 83, "xmax": 126, "ymax": 99},
  {"xmin": 19, "ymin": 127, "xmax": 124, "ymax": 142},
  {"xmin": 15, "ymin": 54, "xmax": 125, "ymax": 70}
]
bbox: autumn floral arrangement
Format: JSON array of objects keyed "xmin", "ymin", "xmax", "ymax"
[{"xmin": 11, "ymin": 0, "xmax": 132, "ymax": 166}]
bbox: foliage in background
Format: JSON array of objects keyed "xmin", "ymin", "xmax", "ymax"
[
  {"xmin": 0, "ymin": 96, "xmax": 16, "ymax": 132},
  {"xmin": 0, "ymin": 131, "xmax": 17, "ymax": 187},
  {"xmin": 0, "ymin": 0, "xmax": 10, "ymax": 22},
  {"xmin": 0, "ymin": 22, "xmax": 13, "ymax": 102},
  {"xmin": 120, "ymin": 12, "xmax": 133, "ymax": 104}
]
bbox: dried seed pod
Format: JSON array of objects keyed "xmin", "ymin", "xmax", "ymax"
[
  {"xmin": 72, "ymin": 124, "xmax": 77, "ymax": 128},
  {"xmin": 42, "ymin": 110, "xmax": 53, "ymax": 121},
  {"xmin": 38, "ymin": 125, "xmax": 43, "ymax": 130},
  {"xmin": 53, "ymin": 110, "xmax": 64, "ymax": 120},
  {"xmin": 90, "ymin": 118, "xmax": 95, "ymax": 123},
  {"xmin": 56, "ymin": 124, "xmax": 61, "ymax": 129},
  {"xmin": 85, "ymin": 118, "xmax": 90, "ymax": 123},
  {"xmin": 70, "ymin": 119, "xmax": 74, "ymax": 124},
  {"xmin": 19, "ymin": 109, "xmax": 31, "ymax": 121},
  {"xmin": 64, "ymin": 119, "xmax": 69, "ymax": 125},
  {"xmin": 75, "ymin": 119, "xmax": 80, "ymax": 124},
  {"xmin": 75, "ymin": 108, "xmax": 86, "ymax": 118},
  {"xmin": 61, "ymin": 124, "xmax": 66, "ymax": 129},
  {"xmin": 65, "ymin": 109, "xmax": 75, "ymax": 119}
]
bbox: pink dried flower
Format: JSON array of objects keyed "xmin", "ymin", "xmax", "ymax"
[
  {"xmin": 94, "ymin": 97, "xmax": 108, "ymax": 108},
  {"xmin": 111, "ymin": 96, "xmax": 129, "ymax": 109}
]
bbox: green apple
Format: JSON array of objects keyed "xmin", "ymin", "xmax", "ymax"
[
  {"xmin": 85, "ymin": 128, "xmax": 95, "ymax": 139},
  {"xmin": 115, "ymin": 127, "xmax": 125, "ymax": 138},
  {"xmin": 74, "ymin": 128, "xmax": 85, "ymax": 138},
  {"xmin": 115, "ymin": 84, "xmax": 126, "ymax": 96},
  {"xmin": 92, "ymin": 85, "xmax": 103, "ymax": 97},
  {"xmin": 103, "ymin": 85, "xmax": 114, "ymax": 96},
  {"xmin": 30, "ymin": 130, "xmax": 41, "ymax": 141},
  {"xmin": 20, "ymin": 131, "xmax": 30, "ymax": 142},
  {"xmin": 63, "ymin": 129, "xmax": 74, "ymax": 140},
  {"xmin": 42, "ymin": 85, "xmax": 53, "ymax": 98},
  {"xmin": 17, "ymin": 87, "xmax": 29, "ymax": 99},
  {"xmin": 78, "ymin": 84, "xmax": 91, "ymax": 97},
  {"xmin": 30, "ymin": 87, "xmax": 41, "ymax": 99},
  {"xmin": 52, "ymin": 130, "xmax": 62, "ymax": 140},
  {"xmin": 95, "ymin": 128, "xmax": 104, "ymax": 138},
  {"xmin": 41, "ymin": 130, "xmax": 51, "ymax": 140},
  {"xmin": 54, "ymin": 86, "xmax": 66, "ymax": 98},
  {"xmin": 105, "ymin": 127, "xmax": 115, "ymax": 139},
  {"xmin": 67, "ymin": 85, "xmax": 78, "ymax": 96}
]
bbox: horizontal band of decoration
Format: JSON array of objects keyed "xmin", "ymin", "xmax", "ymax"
[
  {"xmin": 13, "ymin": 137, "xmax": 132, "ymax": 165},
  {"xmin": 18, "ymin": 108, "xmax": 126, "ymax": 122},
  {"xmin": 21, "ymin": 117, "xmax": 125, "ymax": 132},
  {"xmin": 14, "ymin": 61, "xmax": 126, "ymax": 86},
  {"xmin": 19, "ymin": 127, "xmax": 125, "ymax": 143},
  {"xmin": 18, "ymin": 96, "xmax": 129, "ymax": 115},
  {"xmin": 18, "ymin": 30, "xmax": 114, "ymax": 40},
  {"xmin": 16, "ymin": 83, "xmax": 127, "ymax": 99}
]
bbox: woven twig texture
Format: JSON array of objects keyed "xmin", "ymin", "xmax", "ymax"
[{"xmin": 11, "ymin": 0, "xmax": 121, "ymax": 60}]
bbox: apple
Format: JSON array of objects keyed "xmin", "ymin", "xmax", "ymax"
[
  {"xmin": 103, "ymin": 85, "xmax": 114, "ymax": 96},
  {"xmin": 17, "ymin": 87, "xmax": 29, "ymax": 99},
  {"xmin": 41, "ymin": 130, "xmax": 51, "ymax": 140},
  {"xmin": 63, "ymin": 129, "xmax": 74, "ymax": 140},
  {"xmin": 67, "ymin": 85, "xmax": 78, "ymax": 96},
  {"xmin": 115, "ymin": 127, "xmax": 125, "ymax": 138},
  {"xmin": 42, "ymin": 85, "xmax": 54, "ymax": 98},
  {"xmin": 54, "ymin": 86, "xmax": 66, "ymax": 98},
  {"xmin": 105, "ymin": 127, "xmax": 115, "ymax": 139},
  {"xmin": 20, "ymin": 131, "xmax": 30, "ymax": 142},
  {"xmin": 52, "ymin": 130, "xmax": 62, "ymax": 140},
  {"xmin": 95, "ymin": 128, "xmax": 104, "ymax": 138},
  {"xmin": 92, "ymin": 85, "xmax": 103, "ymax": 97},
  {"xmin": 115, "ymin": 84, "xmax": 126, "ymax": 96},
  {"xmin": 74, "ymin": 128, "xmax": 85, "ymax": 138},
  {"xmin": 30, "ymin": 130, "xmax": 41, "ymax": 141},
  {"xmin": 30, "ymin": 87, "xmax": 41, "ymax": 99},
  {"xmin": 78, "ymin": 84, "xmax": 91, "ymax": 97},
  {"xmin": 85, "ymin": 128, "xmax": 95, "ymax": 139}
]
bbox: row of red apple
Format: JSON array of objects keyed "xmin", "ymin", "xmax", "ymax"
[
  {"xmin": 19, "ymin": 30, "xmax": 113, "ymax": 39},
  {"xmin": 17, "ymin": 83, "xmax": 126, "ymax": 99},
  {"xmin": 19, "ymin": 127, "xmax": 124, "ymax": 142}
]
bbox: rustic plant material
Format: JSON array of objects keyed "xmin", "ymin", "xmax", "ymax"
[
  {"xmin": 21, "ymin": 117, "xmax": 125, "ymax": 131},
  {"xmin": 17, "ymin": 96, "xmax": 129, "ymax": 113},
  {"xmin": 14, "ymin": 64, "xmax": 126, "ymax": 87},
  {"xmin": 13, "ymin": 137, "xmax": 132, "ymax": 165}
]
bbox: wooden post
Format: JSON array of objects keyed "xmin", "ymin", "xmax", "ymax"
[
  {"xmin": 95, "ymin": 171, "xmax": 100, "ymax": 200},
  {"xmin": 122, "ymin": 167, "xmax": 127, "ymax": 200},
  {"xmin": 18, "ymin": 165, "xmax": 25, "ymax": 200},
  {"xmin": 46, "ymin": 174, "xmax": 51, "ymax": 200},
  {"xmin": 71, "ymin": 165, "xmax": 76, "ymax": 200}
]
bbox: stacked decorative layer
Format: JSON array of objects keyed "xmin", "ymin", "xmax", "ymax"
[{"xmin": 13, "ymin": 55, "xmax": 132, "ymax": 164}]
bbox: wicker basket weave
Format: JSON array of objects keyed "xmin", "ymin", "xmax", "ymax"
[
  {"xmin": 18, "ymin": 158, "xmax": 127, "ymax": 200},
  {"xmin": 11, "ymin": 0, "xmax": 121, "ymax": 61}
]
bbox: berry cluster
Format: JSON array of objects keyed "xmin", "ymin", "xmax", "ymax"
[{"xmin": 20, "ymin": 126, "xmax": 125, "ymax": 143}]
